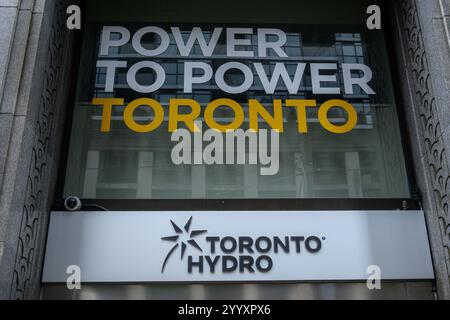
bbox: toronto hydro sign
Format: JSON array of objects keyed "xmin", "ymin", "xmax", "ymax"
[
  {"xmin": 160, "ymin": 216, "xmax": 323, "ymax": 274},
  {"xmin": 42, "ymin": 211, "xmax": 434, "ymax": 283}
]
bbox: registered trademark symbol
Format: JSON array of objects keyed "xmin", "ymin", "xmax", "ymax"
[{"xmin": 322, "ymin": 237, "xmax": 326, "ymax": 241}]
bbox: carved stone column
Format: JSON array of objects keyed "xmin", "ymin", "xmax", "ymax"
[
  {"xmin": 0, "ymin": 0, "xmax": 78, "ymax": 300},
  {"xmin": 392, "ymin": 0, "xmax": 450, "ymax": 299}
]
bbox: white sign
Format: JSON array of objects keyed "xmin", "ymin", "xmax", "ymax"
[{"xmin": 42, "ymin": 211, "xmax": 434, "ymax": 283}]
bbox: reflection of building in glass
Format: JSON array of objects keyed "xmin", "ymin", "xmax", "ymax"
[{"xmin": 64, "ymin": 27, "xmax": 408, "ymax": 199}]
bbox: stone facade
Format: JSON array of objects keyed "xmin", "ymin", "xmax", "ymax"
[
  {"xmin": 0, "ymin": 0, "xmax": 449, "ymax": 300},
  {"xmin": 0, "ymin": 0, "xmax": 78, "ymax": 299}
]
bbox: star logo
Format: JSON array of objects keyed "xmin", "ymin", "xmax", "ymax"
[{"xmin": 161, "ymin": 216, "xmax": 207, "ymax": 273}]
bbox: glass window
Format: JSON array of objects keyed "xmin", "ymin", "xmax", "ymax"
[{"xmin": 63, "ymin": 0, "xmax": 411, "ymax": 199}]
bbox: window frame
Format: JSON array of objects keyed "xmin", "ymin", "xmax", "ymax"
[{"xmin": 53, "ymin": 0, "xmax": 420, "ymax": 211}]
